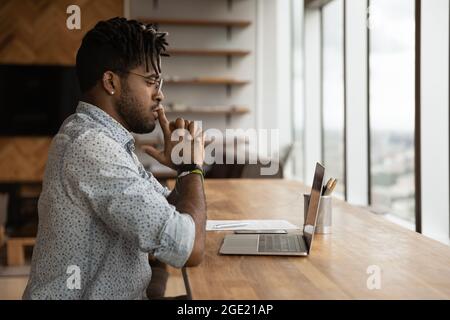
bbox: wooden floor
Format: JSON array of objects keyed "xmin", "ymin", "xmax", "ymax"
[{"xmin": 0, "ymin": 266, "xmax": 186, "ymax": 300}]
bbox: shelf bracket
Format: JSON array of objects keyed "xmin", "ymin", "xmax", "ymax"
[
  {"xmin": 225, "ymin": 113, "xmax": 232, "ymax": 126},
  {"xmin": 226, "ymin": 84, "xmax": 232, "ymax": 97},
  {"xmin": 226, "ymin": 55, "xmax": 232, "ymax": 68},
  {"xmin": 226, "ymin": 26, "xmax": 232, "ymax": 40},
  {"xmin": 227, "ymin": 0, "xmax": 233, "ymax": 11}
]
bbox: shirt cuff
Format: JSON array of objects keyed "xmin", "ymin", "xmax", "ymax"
[{"xmin": 153, "ymin": 212, "xmax": 195, "ymax": 268}]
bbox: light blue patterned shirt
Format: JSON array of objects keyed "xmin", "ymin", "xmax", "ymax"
[{"xmin": 23, "ymin": 101, "xmax": 195, "ymax": 300}]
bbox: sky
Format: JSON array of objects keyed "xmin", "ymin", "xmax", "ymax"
[{"xmin": 321, "ymin": 0, "xmax": 415, "ymax": 133}]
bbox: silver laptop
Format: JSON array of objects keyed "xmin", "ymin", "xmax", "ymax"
[{"xmin": 219, "ymin": 162, "xmax": 325, "ymax": 256}]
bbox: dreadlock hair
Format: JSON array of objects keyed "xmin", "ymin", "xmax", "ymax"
[{"xmin": 76, "ymin": 17, "xmax": 169, "ymax": 93}]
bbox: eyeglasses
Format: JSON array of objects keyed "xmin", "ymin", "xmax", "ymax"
[{"xmin": 124, "ymin": 71, "xmax": 164, "ymax": 93}]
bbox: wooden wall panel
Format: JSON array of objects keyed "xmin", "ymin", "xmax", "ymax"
[
  {"xmin": 0, "ymin": 0, "xmax": 124, "ymax": 65},
  {"xmin": 0, "ymin": 0, "xmax": 123, "ymax": 182},
  {"xmin": 0, "ymin": 137, "xmax": 52, "ymax": 182}
]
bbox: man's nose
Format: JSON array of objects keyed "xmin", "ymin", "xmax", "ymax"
[{"xmin": 154, "ymin": 90, "xmax": 164, "ymax": 103}]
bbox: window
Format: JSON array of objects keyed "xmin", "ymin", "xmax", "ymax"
[
  {"xmin": 369, "ymin": 0, "xmax": 415, "ymax": 225},
  {"xmin": 292, "ymin": 0, "xmax": 305, "ymax": 180},
  {"xmin": 322, "ymin": 0, "xmax": 345, "ymax": 197}
]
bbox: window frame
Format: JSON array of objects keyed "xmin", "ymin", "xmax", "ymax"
[
  {"xmin": 320, "ymin": 0, "xmax": 347, "ymax": 199},
  {"xmin": 304, "ymin": 0, "xmax": 432, "ymax": 235}
]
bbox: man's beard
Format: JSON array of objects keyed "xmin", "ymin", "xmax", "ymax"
[{"xmin": 115, "ymin": 83, "xmax": 155, "ymax": 134}]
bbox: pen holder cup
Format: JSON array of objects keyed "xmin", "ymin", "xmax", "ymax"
[{"xmin": 303, "ymin": 194, "xmax": 332, "ymax": 234}]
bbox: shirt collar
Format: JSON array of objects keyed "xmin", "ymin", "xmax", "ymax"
[{"xmin": 76, "ymin": 101, "xmax": 135, "ymax": 149}]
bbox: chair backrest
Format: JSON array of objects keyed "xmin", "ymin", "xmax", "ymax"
[{"xmin": 0, "ymin": 193, "xmax": 8, "ymax": 226}]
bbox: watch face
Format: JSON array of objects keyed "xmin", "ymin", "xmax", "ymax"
[
  {"xmin": 177, "ymin": 163, "xmax": 203, "ymax": 173},
  {"xmin": 177, "ymin": 167, "xmax": 204, "ymax": 180},
  {"xmin": 178, "ymin": 171, "xmax": 190, "ymax": 178}
]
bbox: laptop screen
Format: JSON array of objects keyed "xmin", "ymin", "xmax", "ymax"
[{"xmin": 303, "ymin": 162, "xmax": 325, "ymax": 252}]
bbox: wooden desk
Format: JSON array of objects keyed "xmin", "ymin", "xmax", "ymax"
[{"xmin": 182, "ymin": 179, "xmax": 450, "ymax": 299}]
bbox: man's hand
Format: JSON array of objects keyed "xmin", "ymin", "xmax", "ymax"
[
  {"xmin": 142, "ymin": 106, "xmax": 205, "ymax": 170},
  {"xmin": 143, "ymin": 106, "xmax": 207, "ymax": 267}
]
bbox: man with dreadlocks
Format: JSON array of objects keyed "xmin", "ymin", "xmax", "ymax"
[{"xmin": 23, "ymin": 17, "xmax": 206, "ymax": 300}]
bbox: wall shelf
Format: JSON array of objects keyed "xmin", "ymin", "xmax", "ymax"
[
  {"xmin": 137, "ymin": 9, "xmax": 253, "ymax": 124},
  {"xmin": 166, "ymin": 106, "xmax": 249, "ymax": 115},
  {"xmin": 149, "ymin": 0, "xmax": 248, "ymax": 14},
  {"xmin": 165, "ymin": 106, "xmax": 250, "ymax": 125},
  {"xmin": 165, "ymin": 78, "xmax": 249, "ymax": 85},
  {"xmin": 165, "ymin": 78, "xmax": 249, "ymax": 97},
  {"xmin": 138, "ymin": 18, "xmax": 251, "ymax": 40},
  {"xmin": 167, "ymin": 49, "xmax": 250, "ymax": 57},
  {"xmin": 138, "ymin": 18, "xmax": 251, "ymax": 28},
  {"xmin": 168, "ymin": 49, "xmax": 250, "ymax": 67}
]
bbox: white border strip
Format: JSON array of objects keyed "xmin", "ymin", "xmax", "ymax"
[
  {"xmin": 304, "ymin": 8, "xmax": 323, "ymax": 181},
  {"xmin": 344, "ymin": 0, "xmax": 369, "ymax": 206},
  {"xmin": 420, "ymin": 0, "xmax": 450, "ymax": 243}
]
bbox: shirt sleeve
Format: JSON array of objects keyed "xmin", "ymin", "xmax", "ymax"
[
  {"xmin": 63, "ymin": 130, "xmax": 195, "ymax": 268},
  {"xmin": 146, "ymin": 171, "xmax": 172, "ymax": 198}
]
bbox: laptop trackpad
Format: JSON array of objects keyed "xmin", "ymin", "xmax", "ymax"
[{"xmin": 220, "ymin": 234, "xmax": 258, "ymax": 255}]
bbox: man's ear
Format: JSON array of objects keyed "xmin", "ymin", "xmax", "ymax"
[{"xmin": 102, "ymin": 71, "xmax": 120, "ymax": 96}]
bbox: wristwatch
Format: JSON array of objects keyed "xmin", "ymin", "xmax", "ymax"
[
  {"xmin": 177, "ymin": 163, "xmax": 204, "ymax": 179},
  {"xmin": 177, "ymin": 163, "xmax": 203, "ymax": 175}
]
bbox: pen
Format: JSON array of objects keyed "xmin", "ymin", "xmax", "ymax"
[
  {"xmin": 214, "ymin": 222, "xmax": 249, "ymax": 229},
  {"xmin": 322, "ymin": 178, "xmax": 333, "ymax": 195},
  {"xmin": 324, "ymin": 179, "xmax": 337, "ymax": 196}
]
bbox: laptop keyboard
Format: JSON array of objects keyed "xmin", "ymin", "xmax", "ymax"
[{"xmin": 258, "ymin": 234, "xmax": 305, "ymax": 253}]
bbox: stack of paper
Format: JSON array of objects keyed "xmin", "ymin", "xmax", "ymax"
[{"xmin": 206, "ymin": 219, "xmax": 300, "ymax": 231}]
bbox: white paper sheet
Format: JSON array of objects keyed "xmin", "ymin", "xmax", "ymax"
[{"xmin": 206, "ymin": 219, "xmax": 300, "ymax": 231}]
